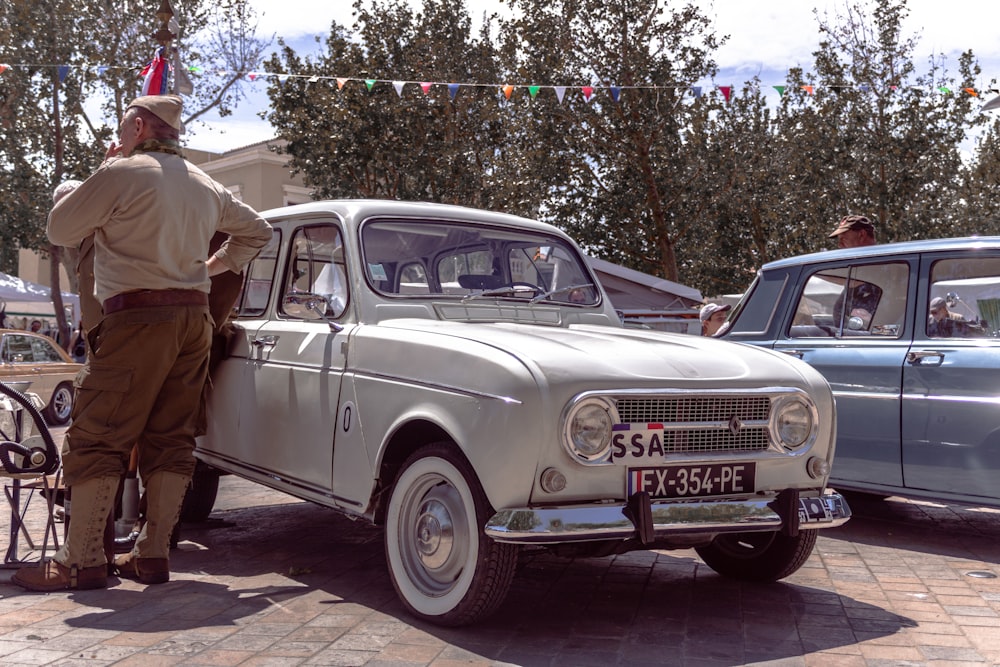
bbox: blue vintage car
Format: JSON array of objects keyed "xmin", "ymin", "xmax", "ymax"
[{"xmin": 722, "ymin": 237, "xmax": 1000, "ymax": 508}]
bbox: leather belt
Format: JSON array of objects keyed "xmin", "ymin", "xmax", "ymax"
[{"xmin": 103, "ymin": 289, "xmax": 209, "ymax": 315}]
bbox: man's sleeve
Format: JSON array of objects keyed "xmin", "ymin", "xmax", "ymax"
[
  {"xmin": 211, "ymin": 196, "xmax": 273, "ymax": 274},
  {"xmin": 47, "ymin": 165, "xmax": 117, "ymax": 246}
]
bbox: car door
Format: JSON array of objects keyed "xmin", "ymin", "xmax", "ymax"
[
  {"xmin": 772, "ymin": 257, "xmax": 917, "ymax": 489},
  {"xmin": 235, "ymin": 222, "xmax": 354, "ymax": 494},
  {"xmin": 901, "ymin": 252, "xmax": 1000, "ymax": 501}
]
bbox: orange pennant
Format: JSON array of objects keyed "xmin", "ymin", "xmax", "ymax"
[
  {"xmin": 964, "ymin": 88, "xmax": 978, "ymax": 97},
  {"xmin": 502, "ymin": 84, "xmax": 514, "ymax": 99},
  {"xmin": 0, "ymin": 64, "xmax": 8, "ymax": 74},
  {"xmin": 336, "ymin": 77, "xmax": 348, "ymax": 90},
  {"xmin": 801, "ymin": 85, "xmax": 814, "ymax": 95}
]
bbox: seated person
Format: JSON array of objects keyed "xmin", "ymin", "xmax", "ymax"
[
  {"xmin": 927, "ymin": 296, "xmax": 970, "ymax": 338},
  {"xmin": 833, "ymin": 280, "xmax": 881, "ymax": 330}
]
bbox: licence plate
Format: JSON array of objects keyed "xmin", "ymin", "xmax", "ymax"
[{"xmin": 627, "ymin": 463, "xmax": 756, "ymax": 499}]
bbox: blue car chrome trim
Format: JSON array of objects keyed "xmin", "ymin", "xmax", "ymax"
[{"xmin": 485, "ymin": 492, "xmax": 851, "ymax": 544}]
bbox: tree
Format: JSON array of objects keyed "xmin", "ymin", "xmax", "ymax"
[
  {"xmin": 496, "ymin": 0, "xmax": 723, "ymax": 283},
  {"xmin": 264, "ymin": 0, "xmax": 517, "ymax": 209}
]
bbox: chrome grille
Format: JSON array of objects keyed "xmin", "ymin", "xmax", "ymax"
[{"xmin": 615, "ymin": 395, "xmax": 772, "ymax": 453}]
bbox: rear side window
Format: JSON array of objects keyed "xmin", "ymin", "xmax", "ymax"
[
  {"xmin": 789, "ymin": 262, "xmax": 908, "ymax": 338},
  {"xmin": 927, "ymin": 258, "xmax": 1000, "ymax": 338},
  {"xmin": 237, "ymin": 229, "xmax": 281, "ymax": 317}
]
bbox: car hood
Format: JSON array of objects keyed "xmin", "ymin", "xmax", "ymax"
[{"xmin": 371, "ymin": 319, "xmax": 814, "ymax": 387}]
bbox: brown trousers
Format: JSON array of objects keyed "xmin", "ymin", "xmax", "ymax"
[{"xmin": 60, "ymin": 304, "xmax": 213, "ymax": 486}]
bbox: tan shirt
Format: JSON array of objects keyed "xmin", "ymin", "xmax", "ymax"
[{"xmin": 48, "ymin": 150, "xmax": 272, "ymax": 305}]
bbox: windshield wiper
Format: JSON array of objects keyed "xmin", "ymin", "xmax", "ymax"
[{"xmin": 529, "ymin": 283, "xmax": 595, "ymax": 304}]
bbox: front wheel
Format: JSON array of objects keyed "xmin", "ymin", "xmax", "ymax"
[
  {"xmin": 385, "ymin": 443, "xmax": 518, "ymax": 626},
  {"xmin": 44, "ymin": 382, "xmax": 74, "ymax": 425},
  {"xmin": 695, "ymin": 529, "xmax": 817, "ymax": 582}
]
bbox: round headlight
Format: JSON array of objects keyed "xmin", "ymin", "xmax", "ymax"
[
  {"xmin": 564, "ymin": 399, "xmax": 614, "ymax": 462},
  {"xmin": 773, "ymin": 397, "xmax": 814, "ymax": 449}
]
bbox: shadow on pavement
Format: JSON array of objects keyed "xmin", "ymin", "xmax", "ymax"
[
  {"xmin": 821, "ymin": 491, "xmax": 1000, "ymax": 564},
  {"xmin": 47, "ymin": 497, "xmax": 916, "ymax": 665}
]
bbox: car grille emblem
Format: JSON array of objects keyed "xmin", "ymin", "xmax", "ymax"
[{"xmin": 728, "ymin": 415, "xmax": 743, "ymax": 435}]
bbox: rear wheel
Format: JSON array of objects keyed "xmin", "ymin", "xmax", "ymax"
[
  {"xmin": 695, "ymin": 529, "xmax": 817, "ymax": 581},
  {"xmin": 385, "ymin": 443, "xmax": 518, "ymax": 626},
  {"xmin": 180, "ymin": 464, "xmax": 221, "ymax": 523},
  {"xmin": 44, "ymin": 382, "xmax": 74, "ymax": 426}
]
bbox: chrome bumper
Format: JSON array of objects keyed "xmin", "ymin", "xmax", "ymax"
[{"xmin": 485, "ymin": 491, "xmax": 851, "ymax": 545}]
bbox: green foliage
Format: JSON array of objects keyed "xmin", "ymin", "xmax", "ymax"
[{"xmin": 261, "ymin": 0, "xmax": 997, "ymax": 298}]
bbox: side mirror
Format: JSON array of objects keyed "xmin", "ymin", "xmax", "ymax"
[
  {"xmin": 282, "ymin": 292, "xmax": 344, "ymax": 332},
  {"xmin": 282, "ymin": 292, "xmax": 327, "ymax": 320}
]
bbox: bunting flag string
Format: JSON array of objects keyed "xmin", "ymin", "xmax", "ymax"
[{"xmin": 0, "ymin": 61, "xmax": 995, "ymax": 106}]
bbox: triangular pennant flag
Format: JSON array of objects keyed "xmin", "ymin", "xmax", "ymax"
[
  {"xmin": 858, "ymin": 84, "xmax": 870, "ymax": 93},
  {"xmin": 365, "ymin": 79, "xmax": 375, "ymax": 91},
  {"xmin": 448, "ymin": 83, "xmax": 460, "ymax": 100},
  {"xmin": 581, "ymin": 86, "xmax": 594, "ymax": 101},
  {"xmin": 719, "ymin": 86, "xmax": 732, "ymax": 103},
  {"xmin": 502, "ymin": 84, "xmax": 514, "ymax": 100},
  {"xmin": 336, "ymin": 77, "xmax": 348, "ymax": 90},
  {"xmin": 0, "ymin": 64, "xmax": 8, "ymax": 75},
  {"xmin": 420, "ymin": 82, "xmax": 432, "ymax": 94},
  {"xmin": 187, "ymin": 66, "xmax": 202, "ymax": 73},
  {"xmin": 277, "ymin": 74, "xmax": 289, "ymax": 82},
  {"xmin": 610, "ymin": 86, "xmax": 621, "ymax": 102},
  {"xmin": 889, "ymin": 85, "xmax": 898, "ymax": 92},
  {"xmin": 308, "ymin": 75, "xmax": 320, "ymax": 83},
  {"xmin": 801, "ymin": 85, "xmax": 814, "ymax": 95},
  {"xmin": 97, "ymin": 66, "xmax": 108, "ymax": 76},
  {"xmin": 690, "ymin": 86, "xmax": 702, "ymax": 98},
  {"xmin": 248, "ymin": 73, "xmax": 258, "ymax": 81},
  {"xmin": 964, "ymin": 88, "xmax": 978, "ymax": 97},
  {"xmin": 57, "ymin": 65, "xmax": 70, "ymax": 82},
  {"xmin": 938, "ymin": 86, "xmax": 952, "ymax": 95},
  {"xmin": 555, "ymin": 86, "xmax": 567, "ymax": 103},
  {"xmin": 393, "ymin": 81, "xmax": 405, "ymax": 97},
  {"xmin": 528, "ymin": 85, "xmax": 540, "ymax": 99},
  {"xmin": 773, "ymin": 85, "xmax": 786, "ymax": 96}
]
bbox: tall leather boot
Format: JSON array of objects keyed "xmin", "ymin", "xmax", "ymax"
[
  {"xmin": 12, "ymin": 475, "xmax": 119, "ymax": 591},
  {"xmin": 114, "ymin": 471, "xmax": 190, "ymax": 585}
]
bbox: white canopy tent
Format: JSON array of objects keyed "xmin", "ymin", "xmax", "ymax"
[{"xmin": 0, "ymin": 272, "xmax": 79, "ymax": 328}]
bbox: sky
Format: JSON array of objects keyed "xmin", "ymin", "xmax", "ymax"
[{"xmin": 181, "ymin": 0, "xmax": 1000, "ymax": 152}]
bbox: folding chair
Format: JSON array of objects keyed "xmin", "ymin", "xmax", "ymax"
[{"xmin": 1, "ymin": 381, "xmax": 62, "ymax": 567}]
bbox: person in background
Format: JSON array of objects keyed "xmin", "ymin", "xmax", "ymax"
[
  {"xmin": 700, "ymin": 303, "xmax": 731, "ymax": 337},
  {"xmin": 927, "ymin": 296, "xmax": 972, "ymax": 338},
  {"xmin": 828, "ymin": 215, "xmax": 876, "ymax": 249},
  {"xmin": 13, "ymin": 94, "xmax": 272, "ymax": 592},
  {"xmin": 29, "ymin": 319, "xmax": 42, "ymax": 333}
]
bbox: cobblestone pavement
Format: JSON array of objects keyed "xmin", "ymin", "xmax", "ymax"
[{"xmin": 2, "ymin": 469, "xmax": 999, "ymax": 666}]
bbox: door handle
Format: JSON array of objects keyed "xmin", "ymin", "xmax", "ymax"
[
  {"xmin": 906, "ymin": 350, "xmax": 944, "ymax": 365},
  {"xmin": 780, "ymin": 349, "xmax": 805, "ymax": 359}
]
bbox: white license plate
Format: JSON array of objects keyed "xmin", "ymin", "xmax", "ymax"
[{"xmin": 627, "ymin": 463, "xmax": 756, "ymax": 499}]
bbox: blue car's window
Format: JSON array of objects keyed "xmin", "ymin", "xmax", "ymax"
[
  {"xmin": 789, "ymin": 262, "xmax": 908, "ymax": 338},
  {"xmin": 927, "ymin": 258, "xmax": 1000, "ymax": 338}
]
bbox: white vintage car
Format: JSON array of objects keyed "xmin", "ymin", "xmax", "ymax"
[{"xmin": 198, "ymin": 200, "xmax": 850, "ymax": 626}]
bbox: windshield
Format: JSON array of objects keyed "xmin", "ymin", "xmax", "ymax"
[{"xmin": 361, "ymin": 219, "xmax": 599, "ymax": 305}]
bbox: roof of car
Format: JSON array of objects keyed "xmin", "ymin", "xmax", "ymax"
[
  {"xmin": 259, "ymin": 199, "xmax": 564, "ymax": 236},
  {"xmin": 761, "ymin": 236, "xmax": 1000, "ymax": 271}
]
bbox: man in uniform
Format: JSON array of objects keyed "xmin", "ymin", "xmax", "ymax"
[{"xmin": 13, "ymin": 94, "xmax": 272, "ymax": 591}]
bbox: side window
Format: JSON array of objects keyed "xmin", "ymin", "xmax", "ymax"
[
  {"xmin": 2, "ymin": 335, "xmax": 34, "ymax": 363},
  {"xmin": 237, "ymin": 229, "xmax": 281, "ymax": 317},
  {"xmin": 283, "ymin": 224, "xmax": 348, "ymax": 318},
  {"xmin": 927, "ymin": 258, "xmax": 999, "ymax": 338},
  {"xmin": 30, "ymin": 337, "xmax": 63, "ymax": 362},
  {"xmin": 789, "ymin": 262, "xmax": 908, "ymax": 338}
]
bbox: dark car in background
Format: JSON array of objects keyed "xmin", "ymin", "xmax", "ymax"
[{"xmin": 721, "ymin": 237, "xmax": 1000, "ymax": 508}]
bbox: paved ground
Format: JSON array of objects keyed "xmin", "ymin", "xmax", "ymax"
[{"xmin": 1, "ymin": 471, "xmax": 999, "ymax": 666}]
